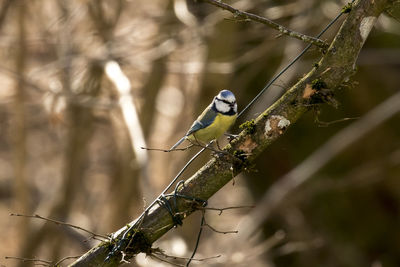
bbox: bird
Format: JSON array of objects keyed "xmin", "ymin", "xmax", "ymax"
[{"xmin": 170, "ymin": 90, "xmax": 238, "ymax": 151}]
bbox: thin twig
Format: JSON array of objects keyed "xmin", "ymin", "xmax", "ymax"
[
  {"xmin": 150, "ymin": 253, "xmax": 185, "ymax": 267},
  {"xmin": 10, "ymin": 213, "xmax": 109, "ymax": 240},
  {"xmin": 4, "ymin": 256, "xmax": 51, "ymax": 266},
  {"xmin": 203, "ymin": 213, "xmax": 238, "ymax": 235},
  {"xmin": 204, "ymin": 222, "xmax": 238, "ymax": 234},
  {"xmin": 152, "ymin": 249, "xmax": 221, "ymax": 262},
  {"xmin": 82, "ymin": 235, "xmax": 107, "ymax": 243},
  {"xmin": 202, "ymin": 0, "xmax": 328, "ymax": 49},
  {"xmin": 197, "ymin": 205, "xmax": 254, "ymax": 215},
  {"xmin": 316, "ymin": 117, "xmax": 360, "ymax": 127},
  {"xmin": 53, "ymin": 255, "xmax": 82, "ymax": 266},
  {"xmin": 140, "ymin": 144, "xmax": 194, "ymax": 152},
  {"xmin": 186, "ymin": 214, "xmax": 205, "ymax": 266}
]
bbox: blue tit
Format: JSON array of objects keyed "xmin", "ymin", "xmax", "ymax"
[{"xmin": 170, "ymin": 90, "xmax": 238, "ymax": 150}]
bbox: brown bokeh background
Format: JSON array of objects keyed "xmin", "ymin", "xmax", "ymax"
[{"xmin": 0, "ymin": 0, "xmax": 399, "ymax": 266}]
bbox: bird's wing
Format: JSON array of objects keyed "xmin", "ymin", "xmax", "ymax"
[{"xmin": 186, "ymin": 105, "xmax": 217, "ymax": 136}]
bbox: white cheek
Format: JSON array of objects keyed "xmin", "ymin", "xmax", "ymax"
[
  {"xmin": 226, "ymin": 95, "xmax": 236, "ymax": 103},
  {"xmin": 215, "ymin": 101, "xmax": 230, "ymax": 113},
  {"xmin": 234, "ymin": 103, "xmax": 237, "ymax": 113}
]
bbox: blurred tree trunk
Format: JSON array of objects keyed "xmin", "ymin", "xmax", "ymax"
[
  {"xmin": 0, "ymin": 0, "xmax": 12, "ymax": 32},
  {"xmin": 13, "ymin": 0, "xmax": 30, "ymax": 250},
  {"xmin": 109, "ymin": 111, "xmax": 143, "ymax": 229},
  {"xmin": 140, "ymin": 56, "xmax": 167, "ymax": 137},
  {"xmin": 86, "ymin": 0, "xmax": 149, "ymax": 230},
  {"xmin": 18, "ymin": 62, "xmax": 104, "ymax": 266}
]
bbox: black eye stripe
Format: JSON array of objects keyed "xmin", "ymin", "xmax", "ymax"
[{"xmin": 216, "ymin": 97, "xmax": 236, "ymax": 105}]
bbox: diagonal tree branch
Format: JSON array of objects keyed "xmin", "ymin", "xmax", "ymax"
[
  {"xmin": 69, "ymin": 0, "xmax": 394, "ymax": 266},
  {"xmin": 201, "ymin": 0, "xmax": 329, "ymax": 49}
]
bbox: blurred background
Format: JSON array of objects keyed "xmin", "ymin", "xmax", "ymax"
[{"xmin": 0, "ymin": 0, "xmax": 399, "ymax": 266}]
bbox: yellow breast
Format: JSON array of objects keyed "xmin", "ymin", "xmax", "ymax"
[{"xmin": 187, "ymin": 113, "xmax": 237, "ymax": 144}]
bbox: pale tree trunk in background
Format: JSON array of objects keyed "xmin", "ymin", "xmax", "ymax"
[{"xmin": 109, "ymin": 111, "xmax": 143, "ymax": 229}]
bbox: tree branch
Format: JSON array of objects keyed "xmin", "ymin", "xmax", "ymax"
[
  {"xmin": 69, "ymin": 0, "xmax": 393, "ymax": 266},
  {"xmin": 201, "ymin": 0, "xmax": 329, "ymax": 49}
]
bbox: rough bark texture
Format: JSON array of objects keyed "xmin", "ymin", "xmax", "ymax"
[{"xmin": 69, "ymin": 0, "xmax": 394, "ymax": 266}]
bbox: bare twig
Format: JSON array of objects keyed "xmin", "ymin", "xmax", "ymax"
[
  {"xmin": 316, "ymin": 116, "xmax": 360, "ymax": 127},
  {"xmin": 53, "ymin": 255, "xmax": 82, "ymax": 266},
  {"xmin": 10, "ymin": 213, "xmax": 109, "ymax": 240},
  {"xmin": 201, "ymin": 0, "xmax": 328, "ymax": 49},
  {"xmin": 204, "ymin": 222, "xmax": 238, "ymax": 234},
  {"xmin": 152, "ymin": 249, "xmax": 221, "ymax": 262},
  {"xmin": 197, "ymin": 205, "xmax": 254, "ymax": 215},
  {"xmin": 4, "ymin": 256, "xmax": 51, "ymax": 266},
  {"xmin": 185, "ymin": 213, "xmax": 204, "ymax": 267},
  {"xmin": 149, "ymin": 254, "xmax": 184, "ymax": 267},
  {"xmin": 140, "ymin": 145, "xmax": 194, "ymax": 152},
  {"xmin": 203, "ymin": 214, "xmax": 238, "ymax": 234},
  {"xmin": 6, "ymin": 255, "xmax": 82, "ymax": 267}
]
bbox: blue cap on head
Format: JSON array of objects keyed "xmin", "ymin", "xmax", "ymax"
[{"xmin": 218, "ymin": 90, "xmax": 235, "ymax": 102}]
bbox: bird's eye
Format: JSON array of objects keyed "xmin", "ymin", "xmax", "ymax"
[{"xmin": 216, "ymin": 97, "xmax": 236, "ymax": 105}]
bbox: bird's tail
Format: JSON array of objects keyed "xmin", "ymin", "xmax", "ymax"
[{"xmin": 169, "ymin": 136, "xmax": 186, "ymax": 151}]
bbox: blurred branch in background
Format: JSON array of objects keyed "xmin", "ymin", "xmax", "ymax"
[
  {"xmin": 18, "ymin": 62, "xmax": 104, "ymax": 266},
  {"xmin": 0, "ymin": 0, "xmax": 12, "ymax": 33},
  {"xmin": 89, "ymin": 0, "xmax": 149, "ymax": 228},
  {"xmin": 12, "ymin": 0, "xmax": 30, "ymax": 252},
  {"xmin": 140, "ymin": 56, "xmax": 166, "ymax": 137},
  {"xmin": 289, "ymin": 148, "xmax": 400, "ymax": 205},
  {"xmin": 105, "ymin": 59, "xmax": 146, "ymax": 227},
  {"xmin": 238, "ymin": 89, "xmax": 400, "ymax": 239},
  {"xmin": 105, "ymin": 61, "xmax": 147, "ymax": 169}
]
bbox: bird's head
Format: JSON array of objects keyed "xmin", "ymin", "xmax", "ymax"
[{"xmin": 214, "ymin": 90, "xmax": 237, "ymax": 115}]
